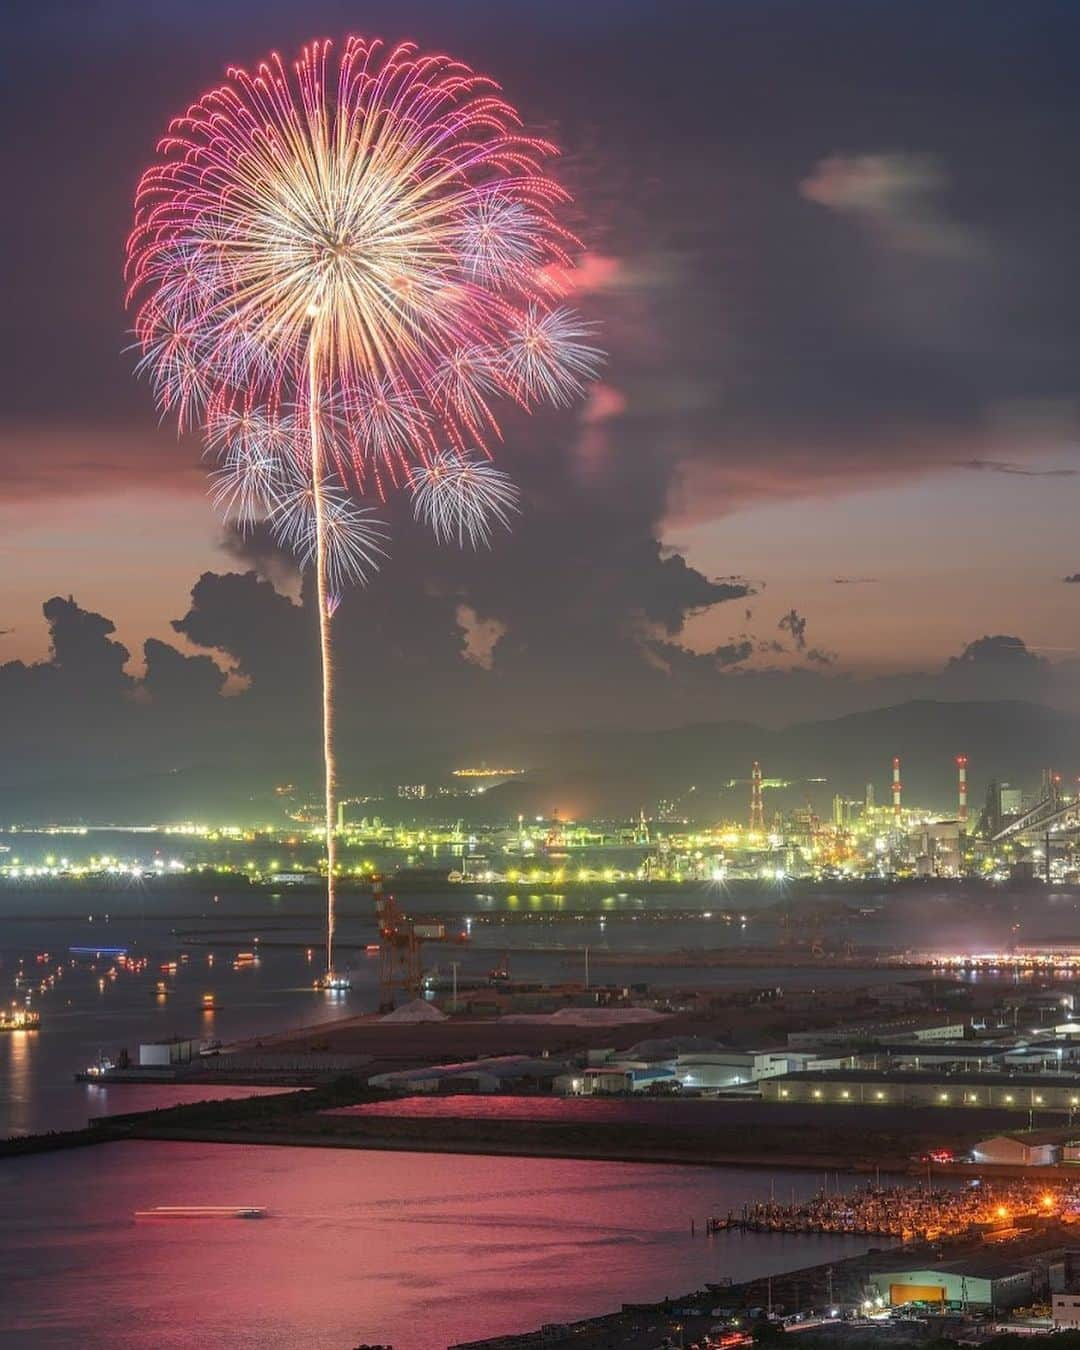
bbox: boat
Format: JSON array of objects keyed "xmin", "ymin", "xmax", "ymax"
[
  {"xmin": 315, "ymin": 970, "xmax": 351, "ymax": 991},
  {"xmin": 0, "ymin": 1006, "xmax": 40, "ymax": 1031},
  {"xmin": 200, "ymin": 992, "xmax": 222, "ymax": 1011},
  {"xmin": 133, "ymin": 1205, "xmax": 268, "ymax": 1221}
]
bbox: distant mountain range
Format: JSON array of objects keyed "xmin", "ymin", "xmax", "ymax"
[
  {"xmin": 2, "ymin": 699, "xmax": 1075, "ymax": 827},
  {"xmin": 453, "ymin": 698, "xmax": 1075, "ymax": 824}
]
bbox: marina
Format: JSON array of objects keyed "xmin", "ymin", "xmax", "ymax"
[{"xmin": 707, "ymin": 1179, "xmax": 1080, "ymax": 1241}]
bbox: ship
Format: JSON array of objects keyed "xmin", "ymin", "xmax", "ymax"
[{"xmin": 1, "ymin": 1006, "xmax": 40, "ymax": 1031}]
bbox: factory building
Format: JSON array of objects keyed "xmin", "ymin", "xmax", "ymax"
[
  {"xmin": 912, "ymin": 820, "xmax": 963, "ymax": 878},
  {"xmin": 867, "ymin": 1258, "xmax": 1035, "ymax": 1312},
  {"xmin": 787, "ymin": 1017, "xmax": 967, "ymax": 1048},
  {"xmin": 761, "ymin": 1069, "xmax": 1080, "ymax": 1113}
]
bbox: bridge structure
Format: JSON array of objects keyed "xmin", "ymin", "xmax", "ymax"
[{"xmin": 990, "ymin": 772, "xmax": 1080, "ymax": 852}]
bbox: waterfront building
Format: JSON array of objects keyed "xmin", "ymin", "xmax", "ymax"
[
  {"xmin": 867, "ymin": 1258, "xmax": 1035, "ymax": 1311},
  {"xmin": 761, "ymin": 1068, "xmax": 1080, "ymax": 1113},
  {"xmin": 971, "ymin": 1132, "xmax": 1066, "ymax": 1166}
]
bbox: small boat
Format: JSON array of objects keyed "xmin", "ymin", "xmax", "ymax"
[
  {"xmin": 200, "ymin": 993, "xmax": 221, "ymax": 1010},
  {"xmin": 134, "ymin": 1205, "xmax": 268, "ymax": 1221},
  {"xmin": 315, "ymin": 970, "xmax": 351, "ymax": 991}
]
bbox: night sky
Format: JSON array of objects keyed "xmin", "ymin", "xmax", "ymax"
[{"xmin": 3, "ymin": 1, "xmax": 1080, "ymax": 790}]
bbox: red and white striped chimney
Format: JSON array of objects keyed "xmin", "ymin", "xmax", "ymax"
[
  {"xmin": 892, "ymin": 756, "xmax": 902, "ymax": 823},
  {"xmin": 956, "ymin": 755, "xmax": 968, "ymax": 828}
]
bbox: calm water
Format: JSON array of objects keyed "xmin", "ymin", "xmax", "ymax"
[
  {"xmin": 0, "ymin": 910, "xmax": 364, "ymax": 1138},
  {"xmin": 1, "ymin": 1142, "xmax": 880, "ymax": 1349},
  {"xmin": 1, "ymin": 880, "xmax": 1066, "ymax": 1137}
]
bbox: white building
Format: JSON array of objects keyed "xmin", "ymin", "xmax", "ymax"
[
  {"xmin": 138, "ymin": 1037, "xmax": 199, "ymax": 1067},
  {"xmin": 1054, "ymin": 1294, "xmax": 1080, "ymax": 1329},
  {"xmin": 971, "ymin": 1133, "xmax": 1063, "ymax": 1167}
]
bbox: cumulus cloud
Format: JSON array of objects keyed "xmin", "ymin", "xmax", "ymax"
[{"xmin": 947, "ymin": 634, "xmax": 1044, "ymax": 669}]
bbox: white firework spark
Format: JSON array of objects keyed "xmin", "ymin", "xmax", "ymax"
[
  {"xmin": 132, "ymin": 311, "xmax": 212, "ymax": 431},
  {"xmin": 457, "ymin": 194, "xmax": 546, "ymax": 285},
  {"xmin": 267, "ymin": 460, "xmax": 388, "ymax": 593},
  {"xmin": 206, "ymin": 405, "xmax": 296, "ymax": 531},
  {"xmin": 411, "ymin": 449, "xmax": 520, "ymax": 549},
  {"xmin": 503, "ymin": 305, "xmax": 604, "ymax": 408}
]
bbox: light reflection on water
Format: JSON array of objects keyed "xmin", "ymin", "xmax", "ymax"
[{"xmin": 1, "ymin": 1141, "xmax": 881, "ymax": 1350}]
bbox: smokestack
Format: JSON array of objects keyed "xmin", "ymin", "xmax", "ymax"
[
  {"xmin": 892, "ymin": 756, "xmax": 902, "ymax": 824},
  {"xmin": 956, "ymin": 755, "xmax": 968, "ymax": 829},
  {"xmin": 750, "ymin": 761, "xmax": 764, "ymax": 833}
]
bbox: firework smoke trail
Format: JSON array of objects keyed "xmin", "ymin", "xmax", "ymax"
[{"xmin": 126, "ymin": 36, "xmax": 603, "ymax": 981}]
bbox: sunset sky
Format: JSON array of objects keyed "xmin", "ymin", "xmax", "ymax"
[{"xmin": 3, "ymin": 0, "xmax": 1079, "ymax": 702}]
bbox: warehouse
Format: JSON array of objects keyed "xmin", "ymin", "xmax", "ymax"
[
  {"xmin": 761, "ymin": 1069, "xmax": 1080, "ymax": 1113},
  {"xmin": 971, "ymin": 1132, "xmax": 1064, "ymax": 1166},
  {"xmin": 867, "ymin": 1257, "xmax": 1035, "ymax": 1312},
  {"xmin": 369, "ymin": 1055, "xmax": 567, "ymax": 1094}
]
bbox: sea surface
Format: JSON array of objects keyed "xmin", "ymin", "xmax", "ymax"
[
  {"xmin": 0, "ymin": 880, "xmax": 1051, "ymax": 1347},
  {"xmin": 1, "ymin": 880, "xmax": 1071, "ymax": 1137},
  {"xmin": 1, "ymin": 1142, "xmax": 881, "ymax": 1349}
]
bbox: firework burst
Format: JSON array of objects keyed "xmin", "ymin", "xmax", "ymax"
[
  {"xmin": 127, "ymin": 36, "xmax": 602, "ymax": 976},
  {"xmin": 411, "ymin": 450, "xmax": 520, "ymax": 549}
]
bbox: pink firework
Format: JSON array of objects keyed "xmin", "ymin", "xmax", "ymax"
[{"xmin": 125, "ymin": 37, "xmax": 602, "ymax": 977}]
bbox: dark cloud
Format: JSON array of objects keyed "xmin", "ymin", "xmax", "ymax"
[
  {"xmin": 1065, "ymin": 575, "xmax": 1080, "ymax": 584},
  {"xmin": 952, "ymin": 459, "xmax": 1078, "ymax": 478},
  {"xmin": 778, "ymin": 608, "xmax": 809, "ymax": 651},
  {"xmin": 142, "ymin": 638, "xmax": 226, "ymax": 704},
  {"xmin": 833, "ymin": 577, "xmax": 879, "ymax": 585},
  {"xmin": 42, "ymin": 596, "xmax": 133, "ymax": 696},
  {"xmin": 806, "ymin": 648, "xmax": 836, "ymax": 666},
  {"xmin": 947, "ymin": 634, "xmax": 1044, "ymax": 669},
  {"xmin": 648, "ymin": 638, "xmax": 754, "ymax": 676}
]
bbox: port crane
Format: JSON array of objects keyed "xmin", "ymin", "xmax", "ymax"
[{"xmin": 371, "ymin": 875, "xmax": 448, "ymax": 1012}]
